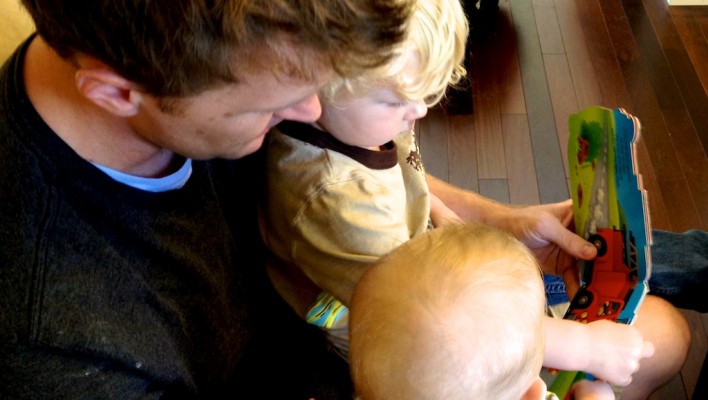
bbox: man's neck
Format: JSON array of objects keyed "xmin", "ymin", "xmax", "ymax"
[{"xmin": 22, "ymin": 37, "xmax": 176, "ymax": 178}]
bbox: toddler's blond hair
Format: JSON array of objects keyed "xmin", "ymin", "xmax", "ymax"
[{"xmin": 320, "ymin": 0, "xmax": 469, "ymax": 107}]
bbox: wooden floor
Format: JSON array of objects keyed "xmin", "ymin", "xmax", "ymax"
[{"xmin": 416, "ymin": 0, "xmax": 708, "ymax": 398}]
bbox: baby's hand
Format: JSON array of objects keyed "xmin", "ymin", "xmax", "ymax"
[
  {"xmin": 581, "ymin": 320, "xmax": 655, "ymax": 386},
  {"xmin": 569, "ymin": 379, "xmax": 616, "ymax": 400}
]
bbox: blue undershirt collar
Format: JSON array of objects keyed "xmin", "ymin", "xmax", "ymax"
[{"xmin": 92, "ymin": 158, "xmax": 193, "ymax": 192}]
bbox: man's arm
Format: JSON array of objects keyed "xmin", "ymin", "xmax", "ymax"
[
  {"xmin": 426, "ymin": 175, "xmax": 596, "ymax": 292},
  {"xmin": 428, "ymin": 191, "xmax": 463, "ymax": 227}
]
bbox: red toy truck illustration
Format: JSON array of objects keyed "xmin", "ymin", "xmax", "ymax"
[{"xmin": 565, "ymin": 228, "xmax": 638, "ymax": 324}]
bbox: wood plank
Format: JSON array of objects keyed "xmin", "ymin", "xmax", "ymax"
[
  {"xmin": 670, "ymin": 8, "xmax": 708, "ymax": 97},
  {"xmin": 510, "ymin": 0, "xmax": 569, "ymax": 203},
  {"xmin": 561, "ymin": 0, "xmax": 685, "ymax": 232},
  {"xmin": 479, "ymin": 179, "xmax": 510, "ymax": 203},
  {"xmin": 644, "ymin": 0, "xmax": 683, "ymax": 50},
  {"xmin": 597, "ymin": 0, "xmax": 643, "ymax": 94},
  {"xmin": 492, "ymin": 0, "xmax": 527, "ymax": 115},
  {"xmin": 664, "ymin": 46, "xmax": 708, "ymax": 153},
  {"xmin": 622, "ymin": 0, "xmax": 685, "ymax": 110},
  {"xmin": 632, "ymin": 95, "xmax": 698, "ymax": 232},
  {"xmin": 575, "ymin": 0, "xmax": 633, "ymax": 108},
  {"xmin": 644, "ymin": 0, "xmax": 708, "ymax": 155},
  {"xmin": 533, "ymin": 0, "xmax": 566, "ymax": 55},
  {"xmin": 664, "ymin": 45, "xmax": 708, "ymax": 150},
  {"xmin": 447, "ymin": 114, "xmax": 480, "ymax": 192},
  {"xmin": 661, "ymin": 109, "xmax": 708, "ymax": 229},
  {"xmin": 543, "ymin": 54, "xmax": 579, "ymax": 179},
  {"xmin": 635, "ymin": 140, "xmax": 672, "ymax": 231},
  {"xmin": 607, "ymin": 0, "xmax": 700, "ymax": 232},
  {"xmin": 471, "ymin": 30, "xmax": 507, "ymax": 179},
  {"xmin": 596, "ymin": 0, "xmax": 672, "ymax": 230},
  {"xmin": 553, "ymin": 0, "xmax": 604, "ymax": 108},
  {"xmin": 416, "ymin": 109, "xmax": 450, "ymax": 182},
  {"xmin": 502, "ymin": 114, "xmax": 540, "ymax": 204}
]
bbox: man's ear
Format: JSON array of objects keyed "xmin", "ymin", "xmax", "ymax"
[
  {"xmin": 520, "ymin": 377, "xmax": 548, "ymax": 400},
  {"xmin": 75, "ymin": 69, "xmax": 141, "ymax": 117}
]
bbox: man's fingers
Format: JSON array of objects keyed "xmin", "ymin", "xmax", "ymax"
[{"xmin": 534, "ymin": 207, "xmax": 597, "ymax": 261}]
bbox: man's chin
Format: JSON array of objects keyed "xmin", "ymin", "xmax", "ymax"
[{"xmin": 226, "ymin": 137, "xmax": 267, "ymax": 159}]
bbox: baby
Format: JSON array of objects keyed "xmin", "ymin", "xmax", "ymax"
[{"xmin": 349, "ymin": 223, "xmax": 616, "ymax": 400}]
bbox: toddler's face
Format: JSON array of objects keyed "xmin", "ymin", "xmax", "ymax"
[{"xmin": 316, "ymin": 86, "xmax": 427, "ymax": 149}]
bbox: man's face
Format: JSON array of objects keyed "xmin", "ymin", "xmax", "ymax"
[{"xmin": 130, "ymin": 67, "xmax": 330, "ymax": 160}]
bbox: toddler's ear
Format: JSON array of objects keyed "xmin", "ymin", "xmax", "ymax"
[{"xmin": 520, "ymin": 377, "xmax": 548, "ymax": 400}]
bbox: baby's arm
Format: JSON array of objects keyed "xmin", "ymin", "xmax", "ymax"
[{"xmin": 543, "ymin": 317, "xmax": 655, "ymax": 386}]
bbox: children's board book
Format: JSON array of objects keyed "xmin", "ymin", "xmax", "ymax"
[{"xmin": 546, "ymin": 106, "xmax": 652, "ymax": 399}]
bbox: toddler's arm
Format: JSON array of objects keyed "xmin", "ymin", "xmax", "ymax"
[
  {"xmin": 543, "ymin": 317, "xmax": 655, "ymax": 386},
  {"xmin": 428, "ymin": 192, "xmax": 464, "ymax": 227}
]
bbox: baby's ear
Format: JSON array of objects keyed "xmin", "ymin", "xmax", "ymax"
[
  {"xmin": 520, "ymin": 377, "xmax": 548, "ymax": 400},
  {"xmin": 75, "ymin": 68, "xmax": 141, "ymax": 117}
]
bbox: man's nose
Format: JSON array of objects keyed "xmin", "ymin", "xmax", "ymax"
[{"xmin": 275, "ymin": 93, "xmax": 322, "ymax": 123}]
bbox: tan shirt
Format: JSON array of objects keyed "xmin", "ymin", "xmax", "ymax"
[{"xmin": 260, "ymin": 121, "xmax": 429, "ymax": 354}]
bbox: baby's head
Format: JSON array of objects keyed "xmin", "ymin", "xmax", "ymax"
[{"xmin": 350, "ymin": 224, "xmax": 547, "ymax": 400}]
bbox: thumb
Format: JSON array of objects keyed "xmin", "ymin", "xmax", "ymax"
[{"xmin": 544, "ymin": 218, "xmax": 598, "ymax": 260}]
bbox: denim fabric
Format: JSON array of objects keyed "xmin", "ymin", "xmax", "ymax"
[
  {"xmin": 544, "ymin": 274, "xmax": 569, "ymax": 306},
  {"xmin": 648, "ymin": 229, "xmax": 708, "ymax": 313}
]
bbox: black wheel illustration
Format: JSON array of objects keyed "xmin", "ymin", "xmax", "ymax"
[
  {"xmin": 588, "ymin": 234, "xmax": 608, "ymax": 257},
  {"xmin": 570, "ymin": 288, "xmax": 593, "ymax": 311}
]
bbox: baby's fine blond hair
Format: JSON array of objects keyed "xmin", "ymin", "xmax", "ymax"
[{"xmin": 350, "ymin": 223, "xmax": 546, "ymax": 400}]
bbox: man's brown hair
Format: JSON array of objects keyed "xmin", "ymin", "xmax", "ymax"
[{"xmin": 22, "ymin": 0, "xmax": 411, "ymax": 97}]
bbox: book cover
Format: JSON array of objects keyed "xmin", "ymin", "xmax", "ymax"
[{"xmin": 547, "ymin": 106, "xmax": 652, "ymax": 398}]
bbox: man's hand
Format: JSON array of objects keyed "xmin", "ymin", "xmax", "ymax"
[
  {"xmin": 425, "ymin": 176, "xmax": 596, "ymax": 293},
  {"xmin": 486, "ymin": 200, "xmax": 596, "ymax": 295}
]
